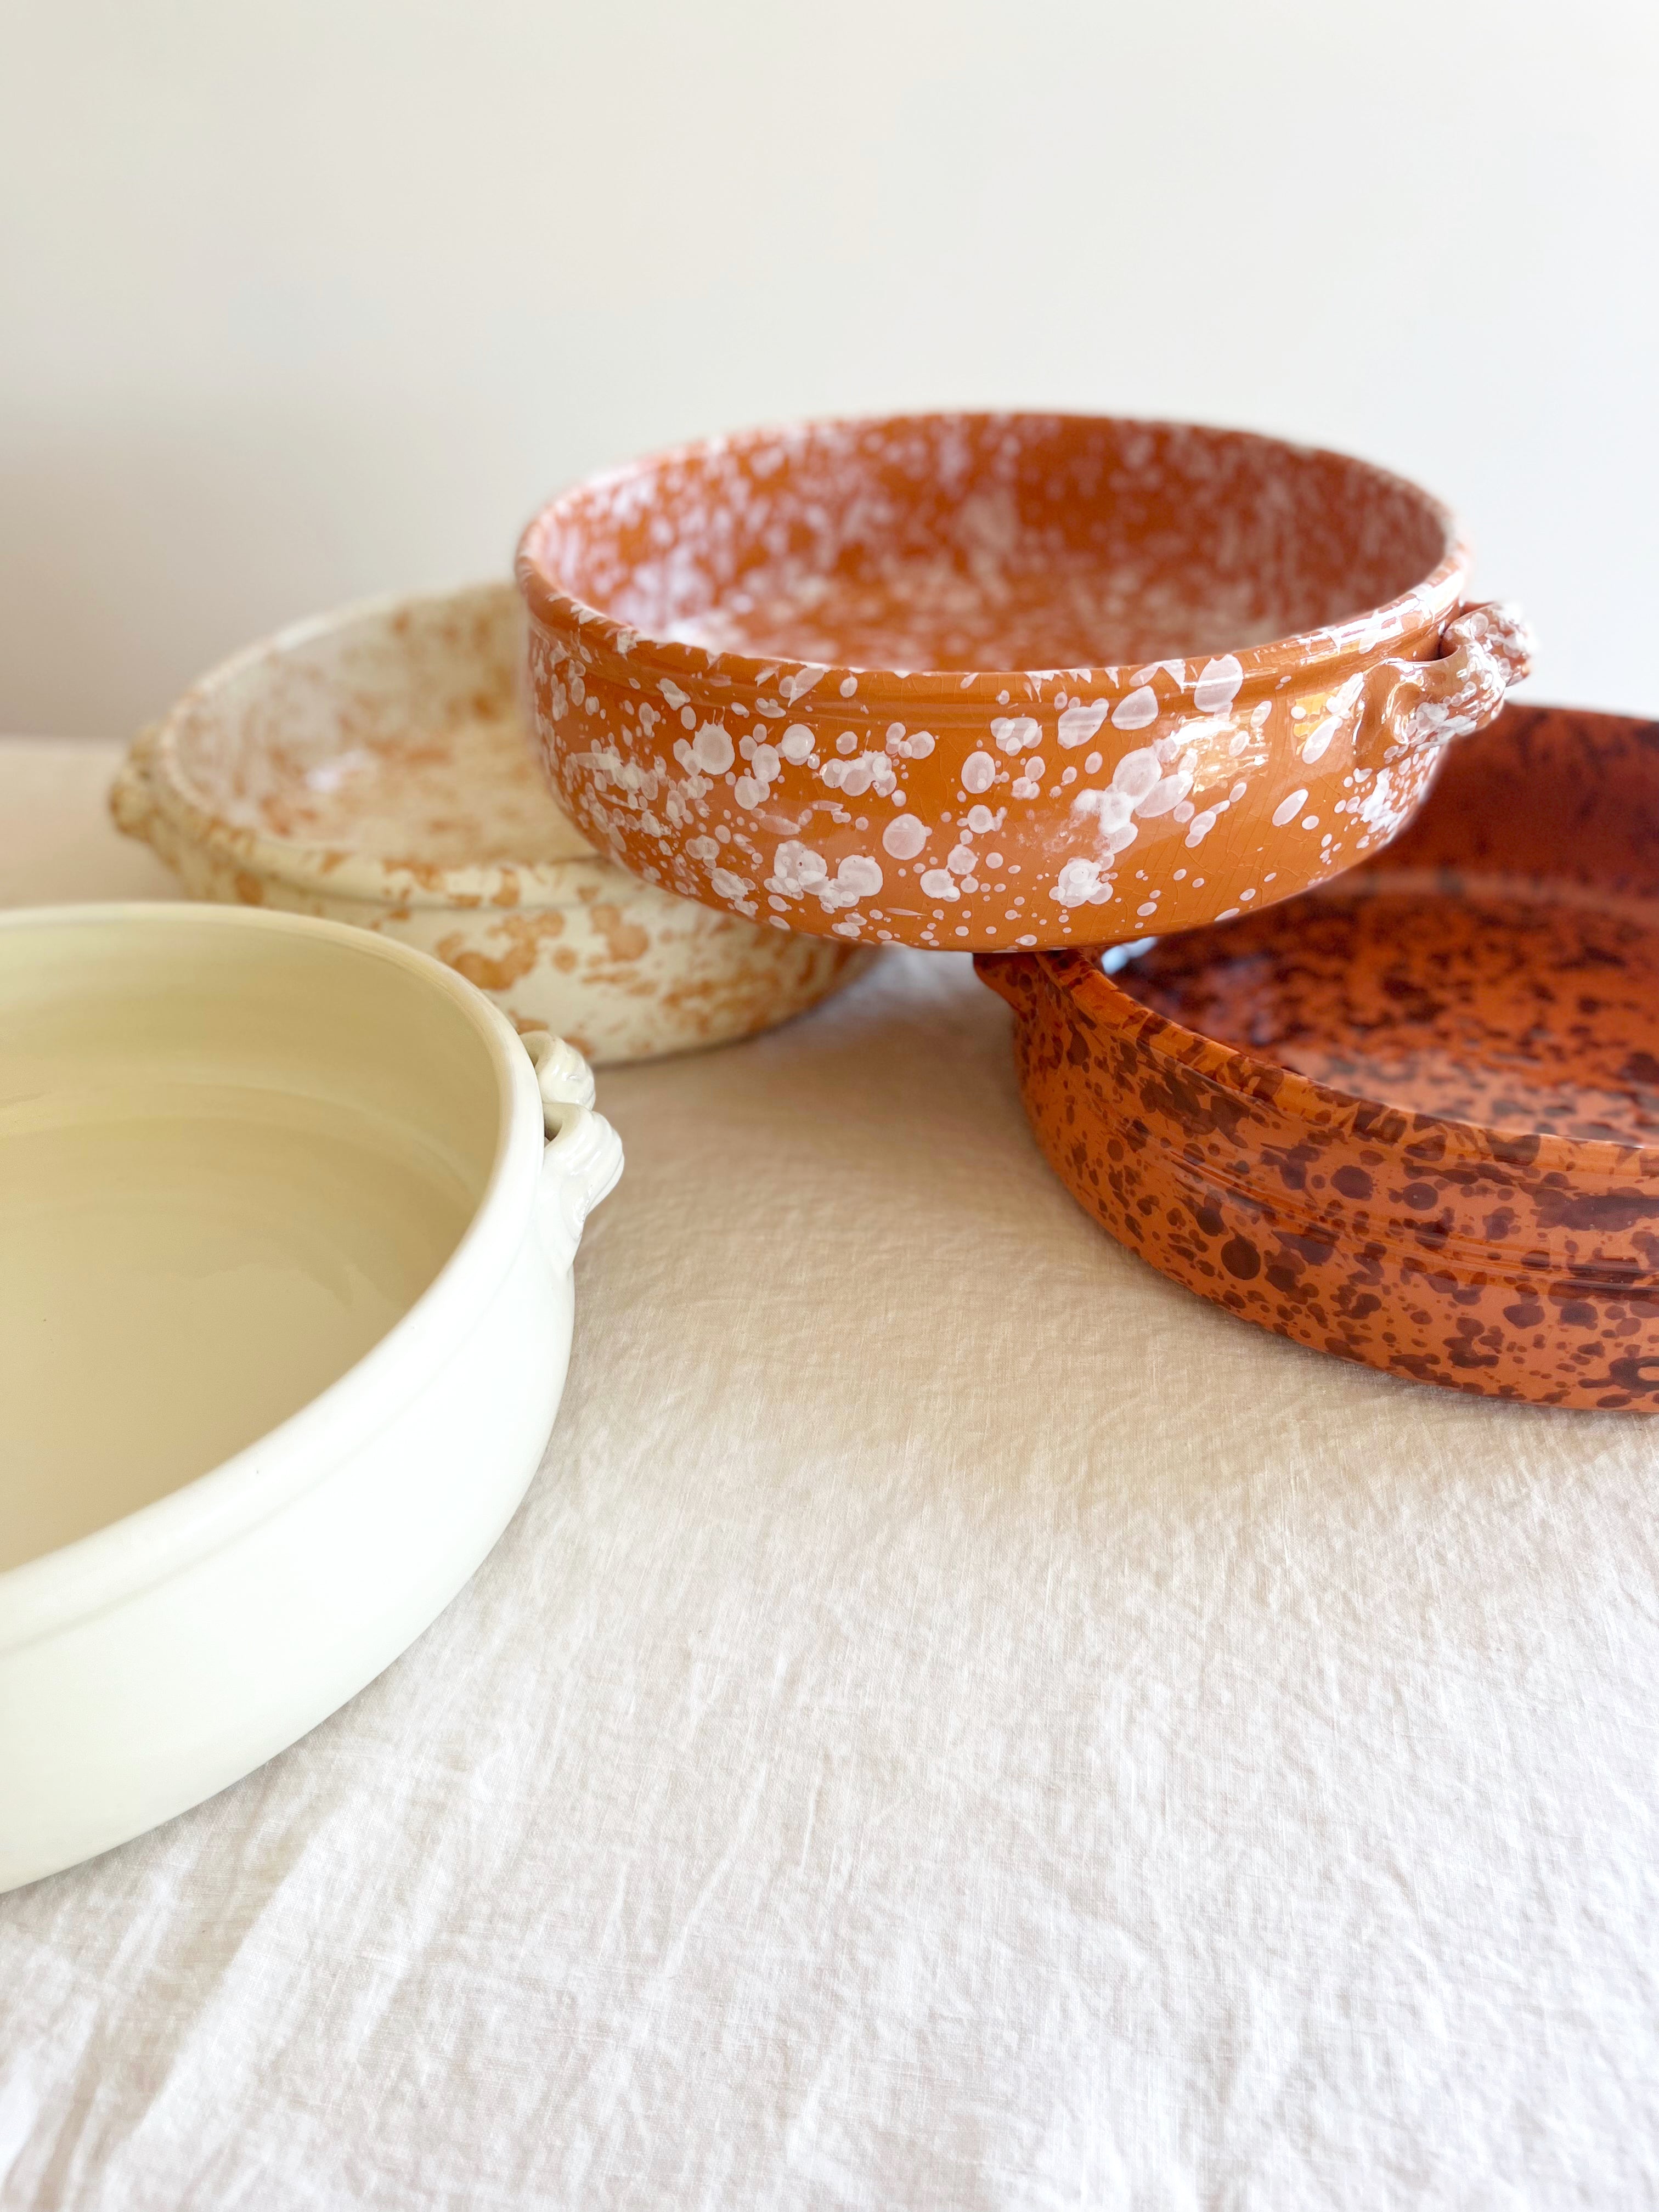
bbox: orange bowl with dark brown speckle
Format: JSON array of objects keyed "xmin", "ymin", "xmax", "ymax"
[{"xmin": 978, "ymin": 703, "xmax": 1659, "ymax": 1410}]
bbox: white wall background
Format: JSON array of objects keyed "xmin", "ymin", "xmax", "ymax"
[{"xmin": 2, "ymin": 0, "xmax": 1655, "ymax": 736}]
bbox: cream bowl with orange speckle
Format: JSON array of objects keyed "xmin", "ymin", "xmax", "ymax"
[{"xmin": 112, "ymin": 583, "xmax": 875, "ymax": 1065}]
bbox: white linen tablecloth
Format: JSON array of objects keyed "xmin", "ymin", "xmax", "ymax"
[{"xmin": 2, "ymin": 737, "xmax": 1657, "ymax": 2209}]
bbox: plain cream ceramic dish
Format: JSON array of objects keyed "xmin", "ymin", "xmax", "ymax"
[
  {"xmin": 0, "ymin": 903, "xmax": 621, "ymax": 1892},
  {"xmin": 111, "ymin": 583, "xmax": 874, "ymax": 1065}
]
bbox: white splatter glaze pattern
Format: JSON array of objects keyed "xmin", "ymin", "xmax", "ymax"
[
  {"xmin": 111, "ymin": 584, "xmax": 875, "ymax": 1065},
  {"xmin": 517, "ymin": 414, "xmax": 1533, "ymax": 952}
]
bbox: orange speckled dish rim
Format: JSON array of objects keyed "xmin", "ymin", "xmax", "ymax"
[
  {"xmin": 1029, "ymin": 938, "xmax": 1654, "ymax": 1185},
  {"xmin": 516, "ymin": 410, "xmax": 1472, "ymax": 701}
]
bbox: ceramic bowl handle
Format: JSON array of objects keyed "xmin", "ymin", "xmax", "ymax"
[
  {"xmin": 109, "ymin": 724, "xmax": 164, "ymax": 843},
  {"xmin": 523, "ymin": 1030, "xmax": 623, "ymax": 1275},
  {"xmin": 1362, "ymin": 601, "xmax": 1536, "ymax": 769}
]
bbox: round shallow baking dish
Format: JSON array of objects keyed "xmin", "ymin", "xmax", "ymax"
[
  {"xmin": 111, "ymin": 583, "xmax": 874, "ymax": 1065},
  {"xmin": 979, "ymin": 702, "xmax": 1659, "ymax": 1410},
  {"xmin": 517, "ymin": 411, "xmax": 1532, "ymax": 954},
  {"xmin": 0, "ymin": 903, "xmax": 621, "ymax": 1892}
]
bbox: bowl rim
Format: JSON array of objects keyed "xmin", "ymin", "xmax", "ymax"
[
  {"xmin": 131, "ymin": 581, "xmax": 628, "ymax": 911},
  {"xmin": 516, "ymin": 408, "xmax": 1470, "ymax": 700},
  {"xmin": 998, "ymin": 899, "xmax": 1659, "ymax": 1184},
  {"xmin": 0, "ymin": 901, "xmax": 547, "ymax": 1655}
]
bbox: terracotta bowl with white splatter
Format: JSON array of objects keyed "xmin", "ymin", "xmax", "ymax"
[
  {"xmin": 111, "ymin": 584, "xmax": 874, "ymax": 1065},
  {"xmin": 517, "ymin": 413, "xmax": 1533, "ymax": 953}
]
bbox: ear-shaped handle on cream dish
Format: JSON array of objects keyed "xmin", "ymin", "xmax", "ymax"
[{"xmin": 523, "ymin": 1030, "xmax": 624, "ymax": 1276}]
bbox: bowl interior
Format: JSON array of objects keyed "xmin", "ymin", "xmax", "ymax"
[
  {"xmin": 167, "ymin": 585, "xmax": 592, "ymax": 866},
  {"xmin": 1109, "ymin": 706, "xmax": 1659, "ymax": 1146},
  {"xmin": 533, "ymin": 414, "xmax": 1452, "ymax": 674},
  {"xmin": 0, "ymin": 913, "xmax": 504, "ymax": 1571}
]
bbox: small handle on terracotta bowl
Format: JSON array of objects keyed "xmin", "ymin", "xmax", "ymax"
[
  {"xmin": 1360, "ymin": 601, "xmax": 1536, "ymax": 771},
  {"xmin": 523, "ymin": 1030, "xmax": 624, "ymax": 1276}
]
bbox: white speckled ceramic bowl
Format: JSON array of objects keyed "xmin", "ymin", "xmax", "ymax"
[
  {"xmin": 517, "ymin": 413, "xmax": 1533, "ymax": 953},
  {"xmin": 0, "ymin": 902, "xmax": 620, "ymax": 1891},
  {"xmin": 112, "ymin": 584, "xmax": 875, "ymax": 1065}
]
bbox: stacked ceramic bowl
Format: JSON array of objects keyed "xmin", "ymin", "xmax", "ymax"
[
  {"xmin": 511, "ymin": 410, "xmax": 1659, "ymax": 1414},
  {"xmin": 515, "ymin": 413, "xmax": 1532, "ymax": 952}
]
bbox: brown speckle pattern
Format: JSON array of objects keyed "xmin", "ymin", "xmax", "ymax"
[{"xmin": 978, "ymin": 704, "xmax": 1659, "ymax": 1410}]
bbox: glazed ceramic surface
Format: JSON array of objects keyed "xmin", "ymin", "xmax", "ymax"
[
  {"xmin": 112, "ymin": 584, "xmax": 873, "ymax": 1066},
  {"xmin": 517, "ymin": 413, "xmax": 1532, "ymax": 955},
  {"xmin": 979, "ymin": 703, "xmax": 1659, "ymax": 1410},
  {"xmin": 0, "ymin": 904, "xmax": 621, "ymax": 1891}
]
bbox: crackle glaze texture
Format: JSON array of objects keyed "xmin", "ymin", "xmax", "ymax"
[
  {"xmin": 979, "ymin": 704, "xmax": 1659, "ymax": 1411},
  {"xmin": 112, "ymin": 584, "xmax": 873, "ymax": 1065},
  {"xmin": 517, "ymin": 413, "xmax": 1531, "ymax": 954}
]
